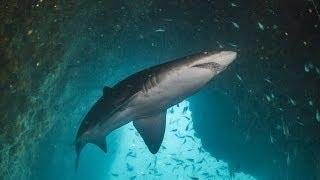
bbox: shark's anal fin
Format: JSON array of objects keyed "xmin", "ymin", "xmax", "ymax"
[
  {"xmin": 91, "ymin": 135, "xmax": 108, "ymax": 154},
  {"xmin": 103, "ymin": 86, "xmax": 112, "ymax": 97},
  {"xmin": 133, "ymin": 112, "xmax": 166, "ymax": 154}
]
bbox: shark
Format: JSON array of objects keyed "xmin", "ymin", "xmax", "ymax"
[{"xmin": 74, "ymin": 50, "xmax": 237, "ymax": 168}]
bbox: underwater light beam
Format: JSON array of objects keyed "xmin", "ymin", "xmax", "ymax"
[{"xmin": 74, "ymin": 50, "xmax": 237, "ymax": 169}]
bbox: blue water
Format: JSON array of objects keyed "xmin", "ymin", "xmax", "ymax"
[{"xmin": 1, "ymin": 0, "xmax": 319, "ymax": 180}]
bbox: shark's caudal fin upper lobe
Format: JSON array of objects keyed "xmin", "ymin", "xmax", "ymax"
[{"xmin": 74, "ymin": 86, "xmax": 112, "ymax": 170}]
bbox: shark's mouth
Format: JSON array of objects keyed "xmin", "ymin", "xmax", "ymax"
[{"xmin": 191, "ymin": 62, "xmax": 225, "ymax": 71}]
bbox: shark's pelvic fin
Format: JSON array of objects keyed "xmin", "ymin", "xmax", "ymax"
[{"xmin": 133, "ymin": 112, "xmax": 166, "ymax": 154}]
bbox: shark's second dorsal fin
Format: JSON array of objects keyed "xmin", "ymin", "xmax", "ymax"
[
  {"xmin": 133, "ymin": 112, "xmax": 166, "ymax": 154},
  {"xmin": 103, "ymin": 86, "xmax": 112, "ymax": 97}
]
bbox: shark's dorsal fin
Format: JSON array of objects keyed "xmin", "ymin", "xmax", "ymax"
[
  {"xmin": 103, "ymin": 86, "xmax": 112, "ymax": 97},
  {"xmin": 133, "ymin": 112, "xmax": 166, "ymax": 154}
]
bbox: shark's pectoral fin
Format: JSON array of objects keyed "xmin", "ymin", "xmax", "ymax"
[
  {"xmin": 91, "ymin": 135, "xmax": 108, "ymax": 153},
  {"xmin": 133, "ymin": 112, "xmax": 166, "ymax": 154}
]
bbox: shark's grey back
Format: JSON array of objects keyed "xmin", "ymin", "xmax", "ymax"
[{"xmin": 110, "ymin": 51, "xmax": 211, "ymax": 101}]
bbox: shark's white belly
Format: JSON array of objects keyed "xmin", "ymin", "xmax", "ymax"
[
  {"xmin": 98, "ymin": 66, "xmax": 215, "ymax": 136},
  {"xmin": 128, "ymin": 67, "xmax": 214, "ymax": 116}
]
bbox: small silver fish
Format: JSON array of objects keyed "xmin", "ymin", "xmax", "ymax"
[
  {"xmin": 315, "ymin": 67, "xmax": 320, "ymax": 74},
  {"xmin": 295, "ymin": 121, "xmax": 304, "ymax": 126},
  {"xmin": 111, "ymin": 173, "xmax": 119, "ymax": 177},
  {"xmin": 270, "ymin": 93, "xmax": 275, "ymax": 99},
  {"xmin": 230, "ymin": 2, "xmax": 238, "ymax": 7},
  {"xmin": 155, "ymin": 28, "xmax": 165, "ymax": 32},
  {"xmin": 286, "ymin": 153, "xmax": 291, "ymax": 166},
  {"xmin": 309, "ymin": 100, "xmax": 313, "ymax": 106},
  {"xmin": 264, "ymin": 78, "xmax": 272, "ymax": 84},
  {"xmin": 304, "ymin": 63, "xmax": 310, "ymax": 72},
  {"xmin": 283, "ymin": 124, "xmax": 290, "ymax": 137},
  {"xmin": 216, "ymin": 41, "xmax": 224, "ymax": 48},
  {"xmin": 236, "ymin": 74, "xmax": 242, "ymax": 81},
  {"xmin": 231, "ymin": 22, "xmax": 239, "ymax": 29},
  {"xmin": 266, "ymin": 95, "xmax": 271, "ymax": 102},
  {"xmin": 258, "ymin": 22, "xmax": 264, "ymax": 30},
  {"xmin": 289, "ymin": 98, "xmax": 296, "ymax": 106},
  {"xmin": 161, "ymin": 18, "xmax": 174, "ymax": 22},
  {"xmin": 229, "ymin": 43, "xmax": 238, "ymax": 47},
  {"xmin": 270, "ymin": 135, "xmax": 275, "ymax": 144}
]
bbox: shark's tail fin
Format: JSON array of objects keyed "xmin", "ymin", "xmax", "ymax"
[
  {"xmin": 74, "ymin": 140, "xmax": 85, "ymax": 171},
  {"xmin": 74, "ymin": 135, "xmax": 108, "ymax": 171}
]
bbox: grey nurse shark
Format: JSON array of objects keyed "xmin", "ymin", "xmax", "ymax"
[{"xmin": 74, "ymin": 50, "xmax": 237, "ymax": 168}]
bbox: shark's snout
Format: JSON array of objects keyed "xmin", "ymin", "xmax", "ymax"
[
  {"xmin": 216, "ymin": 51, "xmax": 237, "ymax": 66},
  {"xmin": 190, "ymin": 50, "xmax": 237, "ymax": 70}
]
